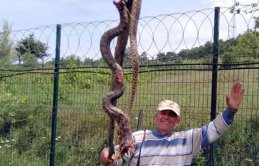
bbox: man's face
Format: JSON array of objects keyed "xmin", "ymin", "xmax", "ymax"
[{"xmin": 154, "ymin": 110, "xmax": 180, "ymax": 134}]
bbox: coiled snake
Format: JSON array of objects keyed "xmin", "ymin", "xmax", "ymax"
[{"xmin": 100, "ymin": 0, "xmax": 133, "ymax": 159}]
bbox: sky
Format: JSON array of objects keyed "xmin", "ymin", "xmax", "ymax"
[{"xmin": 1, "ymin": 0, "xmax": 258, "ymax": 30}]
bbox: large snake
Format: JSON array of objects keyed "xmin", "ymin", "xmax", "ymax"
[
  {"xmin": 115, "ymin": 0, "xmax": 142, "ymax": 117},
  {"xmin": 114, "ymin": 0, "xmax": 142, "ymax": 116},
  {"xmin": 127, "ymin": 0, "xmax": 142, "ymax": 115},
  {"xmin": 100, "ymin": 0, "xmax": 134, "ymax": 159}
]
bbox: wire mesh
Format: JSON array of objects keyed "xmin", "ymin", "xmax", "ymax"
[{"xmin": 0, "ymin": 4, "xmax": 258, "ymax": 165}]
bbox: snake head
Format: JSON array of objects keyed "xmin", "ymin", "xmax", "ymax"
[{"xmin": 115, "ymin": 141, "xmax": 135, "ymax": 160}]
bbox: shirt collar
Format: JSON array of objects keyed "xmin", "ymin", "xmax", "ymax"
[{"xmin": 152, "ymin": 128, "xmax": 172, "ymax": 138}]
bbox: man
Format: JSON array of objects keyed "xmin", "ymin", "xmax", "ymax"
[{"xmin": 99, "ymin": 81, "xmax": 245, "ymax": 165}]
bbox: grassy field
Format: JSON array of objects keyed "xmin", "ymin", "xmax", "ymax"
[{"xmin": 0, "ymin": 67, "xmax": 258, "ymax": 165}]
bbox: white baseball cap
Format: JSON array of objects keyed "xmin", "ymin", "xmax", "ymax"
[{"xmin": 157, "ymin": 100, "xmax": 181, "ymax": 117}]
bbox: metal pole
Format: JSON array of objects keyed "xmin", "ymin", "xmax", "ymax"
[
  {"xmin": 50, "ymin": 24, "xmax": 61, "ymax": 166},
  {"xmin": 209, "ymin": 7, "xmax": 220, "ymax": 166}
]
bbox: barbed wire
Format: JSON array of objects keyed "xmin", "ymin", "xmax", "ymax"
[{"xmin": 1, "ymin": 5, "xmax": 258, "ymax": 65}]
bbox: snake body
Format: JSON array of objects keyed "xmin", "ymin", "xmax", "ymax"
[
  {"xmin": 114, "ymin": 0, "xmax": 142, "ymax": 116},
  {"xmin": 100, "ymin": 0, "xmax": 133, "ymax": 158},
  {"xmin": 127, "ymin": 0, "xmax": 142, "ymax": 114}
]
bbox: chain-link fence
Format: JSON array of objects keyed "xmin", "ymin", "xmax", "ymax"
[{"xmin": 0, "ymin": 4, "xmax": 259, "ymax": 166}]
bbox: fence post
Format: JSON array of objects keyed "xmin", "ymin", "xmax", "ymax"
[
  {"xmin": 209, "ymin": 7, "xmax": 220, "ymax": 166},
  {"xmin": 50, "ymin": 24, "xmax": 62, "ymax": 166}
]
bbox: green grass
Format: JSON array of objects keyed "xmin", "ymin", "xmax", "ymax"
[{"xmin": 0, "ymin": 67, "xmax": 258, "ymax": 165}]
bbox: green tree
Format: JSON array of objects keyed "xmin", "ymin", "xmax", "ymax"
[
  {"xmin": 156, "ymin": 52, "xmax": 167, "ymax": 62},
  {"xmin": 178, "ymin": 49, "xmax": 189, "ymax": 60},
  {"xmin": 61, "ymin": 54, "xmax": 81, "ymax": 68},
  {"xmin": 235, "ymin": 30, "xmax": 259, "ymax": 58},
  {"xmin": 15, "ymin": 34, "xmax": 48, "ymax": 65},
  {"xmin": 189, "ymin": 46, "xmax": 206, "ymax": 59},
  {"xmin": 23, "ymin": 53, "xmax": 38, "ymax": 68},
  {"xmin": 166, "ymin": 51, "xmax": 177, "ymax": 61},
  {"xmin": 204, "ymin": 41, "xmax": 213, "ymax": 55},
  {"xmin": 139, "ymin": 51, "xmax": 148, "ymax": 65},
  {"xmin": 83, "ymin": 57, "xmax": 95, "ymax": 67},
  {"xmin": 221, "ymin": 38, "xmax": 238, "ymax": 67},
  {"xmin": 0, "ymin": 20, "xmax": 12, "ymax": 66}
]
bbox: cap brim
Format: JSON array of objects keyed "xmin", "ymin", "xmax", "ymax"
[{"xmin": 158, "ymin": 107, "xmax": 180, "ymax": 116}]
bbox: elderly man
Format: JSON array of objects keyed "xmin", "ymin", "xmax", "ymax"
[{"xmin": 99, "ymin": 81, "xmax": 245, "ymax": 166}]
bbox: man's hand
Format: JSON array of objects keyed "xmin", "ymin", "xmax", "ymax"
[
  {"xmin": 226, "ymin": 81, "xmax": 245, "ymax": 112},
  {"xmin": 99, "ymin": 148, "xmax": 115, "ymax": 166}
]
